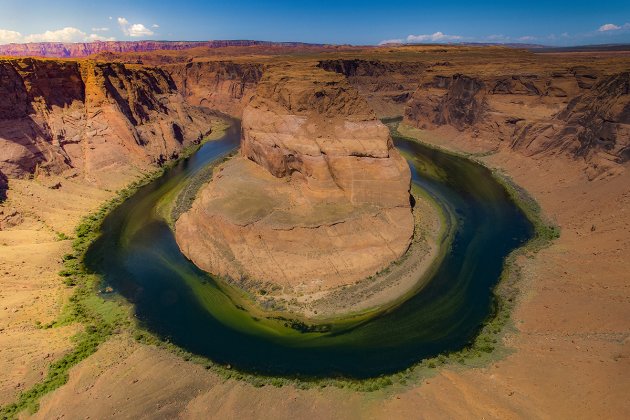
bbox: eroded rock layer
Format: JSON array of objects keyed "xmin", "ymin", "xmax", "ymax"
[
  {"xmin": 167, "ymin": 61, "xmax": 264, "ymax": 116},
  {"xmin": 0, "ymin": 40, "xmax": 322, "ymax": 58},
  {"xmin": 175, "ymin": 65, "xmax": 413, "ymax": 290},
  {"xmin": 0, "ymin": 58, "xmax": 218, "ymax": 188},
  {"xmin": 0, "ymin": 169, "xmax": 7, "ymax": 201},
  {"xmin": 403, "ymin": 70, "xmax": 630, "ymax": 177},
  {"xmin": 318, "ymin": 59, "xmax": 425, "ymax": 117}
]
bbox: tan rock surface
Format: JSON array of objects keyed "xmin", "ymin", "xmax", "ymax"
[
  {"xmin": 176, "ymin": 66, "xmax": 413, "ymax": 292},
  {"xmin": 403, "ymin": 69, "xmax": 630, "ymax": 178},
  {"xmin": 0, "ymin": 58, "xmax": 219, "ymax": 190},
  {"xmin": 167, "ymin": 61, "xmax": 263, "ymax": 116}
]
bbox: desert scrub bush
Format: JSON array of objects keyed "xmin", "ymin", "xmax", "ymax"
[{"xmin": 55, "ymin": 231, "xmax": 70, "ymax": 241}]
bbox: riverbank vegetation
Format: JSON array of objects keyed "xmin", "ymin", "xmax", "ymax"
[
  {"xmin": 1, "ymin": 123, "xmax": 230, "ymax": 418},
  {"xmin": 1, "ymin": 119, "xmax": 560, "ymax": 418}
]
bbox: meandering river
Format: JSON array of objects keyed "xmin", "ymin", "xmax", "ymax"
[{"xmin": 85, "ymin": 122, "xmax": 533, "ymax": 378}]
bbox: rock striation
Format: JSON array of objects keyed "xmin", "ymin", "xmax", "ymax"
[
  {"xmin": 0, "ymin": 58, "xmax": 218, "ymax": 188},
  {"xmin": 546, "ymin": 72, "xmax": 630, "ymax": 163},
  {"xmin": 175, "ymin": 65, "xmax": 413, "ymax": 290},
  {"xmin": 316, "ymin": 51, "xmax": 629, "ymax": 176},
  {"xmin": 167, "ymin": 61, "xmax": 264, "ymax": 116},
  {"xmin": 0, "ymin": 40, "xmax": 323, "ymax": 58},
  {"xmin": 317, "ymin": 59, "xmax": 425, "ymax": 117},
  {"xmin": 403, "ymin": 70, "xmax": 630, "ymax": 176}
]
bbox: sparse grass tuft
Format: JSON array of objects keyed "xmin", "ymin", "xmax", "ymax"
[{"xmin": 55, "ymin": 231, "xmax": 71, "ymax": 241}]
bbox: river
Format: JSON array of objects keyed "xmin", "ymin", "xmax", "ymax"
[{"xmin": 84, "ymin": 121, "xmax": 533, "ymax": 378}]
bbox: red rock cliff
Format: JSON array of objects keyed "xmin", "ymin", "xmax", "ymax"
[
  {"xmin": 403, "ymin": 69, "xmax": 630, "ymax": 177},
  {"xmin": 0, "ymin": 58, "xmax": 217, "ymax": 188}
]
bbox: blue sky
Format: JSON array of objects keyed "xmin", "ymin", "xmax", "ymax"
[{"xmin": 0, "ymin": 0, "xmax": 629, "ymax": 46}]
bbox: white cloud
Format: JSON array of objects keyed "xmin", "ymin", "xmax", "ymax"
[
  {"xmin": 23, "ymin": 27, "xmax": 88, "ymax": 42},
  {"xmin": 598, "ymin": 23, "xmax": 621, "ymax": 32},
  {"xmin": 91, "ymin": 27, "xmax": 110, "ymax": 32},
  {"xmin": 378, "ymin": 38, "xmax": 403, "ymax": 45},
  {"xmin": 127, "ymin": 24, "xmax": 154, "ymax": 37},
  {"xmin": 0, "ymin": 29, "xmax": 23, "ymax": 44},
  {"xmin": 152, "ymin": 24, "xmax": 160, "ymax": 28},
  {"xmin": 0, "ymin": 27, "xmax": 115, "ymax": 44},
  {"xmin": 518, "ymin": 36, "xmax": 536, "ymax": 41},
  {"xmin": 406, "ymin": 31, "xmax": 462, "ymax": 43},
  {"xmin": 118, "ymin": 17, "xmax": 154, "ymax": 37}
]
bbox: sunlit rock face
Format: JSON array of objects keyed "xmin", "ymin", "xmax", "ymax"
[
  {"xmin": 0, "ymin": 58, "xmax": 217, "ymax": 189},
  {"xmin": 175, "ymin": 65, "xmax": 414, "ymax": 290},
  {"xmin": 403, "ymin": 71, "xmax": 630, "ymax": 178}
]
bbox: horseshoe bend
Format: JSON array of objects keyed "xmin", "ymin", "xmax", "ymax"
[
  {"xmin": 0, "ymin": 7, "xmax": 629, "ymax": 419},
  {"xmin": 174, "ymin": 66, "xmax": 420, "ymax": 316}
]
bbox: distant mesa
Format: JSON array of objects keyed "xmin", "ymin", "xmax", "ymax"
[{"xmin": 0, "ymin": 40, "xmax": 325, "ymax": 58}]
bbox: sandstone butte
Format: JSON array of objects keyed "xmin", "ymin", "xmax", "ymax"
[{"xmin": 175, "ymin": 65, "xmax": 414, "ymax": 292}]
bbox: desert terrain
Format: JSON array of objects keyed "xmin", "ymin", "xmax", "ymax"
[{"xmin": 0, "ymin": 43, "xmax": 628, "ymax": 418}]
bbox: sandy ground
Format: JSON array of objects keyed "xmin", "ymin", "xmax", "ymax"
[
  {"xmin": 2, "ymin": 126, "xmax": 629, "ymax": 418},
  {"xmin": 0, "ymin": 176, "xmax": 113, "ymax": 406}
]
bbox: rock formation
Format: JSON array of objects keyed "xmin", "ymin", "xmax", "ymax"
[
  {"xmin": 0, "ymin": 40, "xmax": 323, "ymax": 58},
  {"xmin": 540, "ymin": 72, "xmax": 630, "ymax": 163},
  {"xmin": 0, "ymin": 58, "xmax": 218, "ymax": 188},
  {"xmin": 0, "ymin": 169, "xmax": 7, "ymax": 201},
  {"xmin": 175, "ymin": 65, "xmax": 413, "ymax": 290},
  {"xmin": 167, "ymin": 61, "xmax": 264, "ymax": 116},
  {"xmin": 318, "ymin": 59, "xmax": 425, "ymax": 117},
  {"xmin": 403, "ymin": 70, "xmax": 630, "ymax": 176}
]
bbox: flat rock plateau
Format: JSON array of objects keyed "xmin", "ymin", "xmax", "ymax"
[{"xmin": 0, "ymin": 43, "xmax": 628, "ymax": 419}]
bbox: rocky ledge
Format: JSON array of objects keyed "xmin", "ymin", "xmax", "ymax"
[{"xmin": 175, "ymin": 65, "xmax": 414, "ymax": 297}]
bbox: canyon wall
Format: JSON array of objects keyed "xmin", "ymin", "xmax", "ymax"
[
  {"xmin": 175, "ymin": 65, "xmax": 413, "ymax": 291},
  {"xmin": 318, "ymin": 55, "xmax": 629, "ymax": 177},
  {"xmin": 240, "ymin": 65, "xmax": 411, "ymax": 207},
  {"xmin": 403, "ymin": 70, "xmax": 630, "ymax": 176},
  {"xmin": 167, "ymin": 61, "xmax": 264, "ymax": 116},
  {"xmin": 0, "ymin": 58, "xmax": 218, "ymax": 188},
  {"xmin": 318, "ymin": 59, "xmax": 425, "ymax": 117},
  {"xmin": 3, "ymin": 50, "xmax": 626, "ymax": 193}
]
